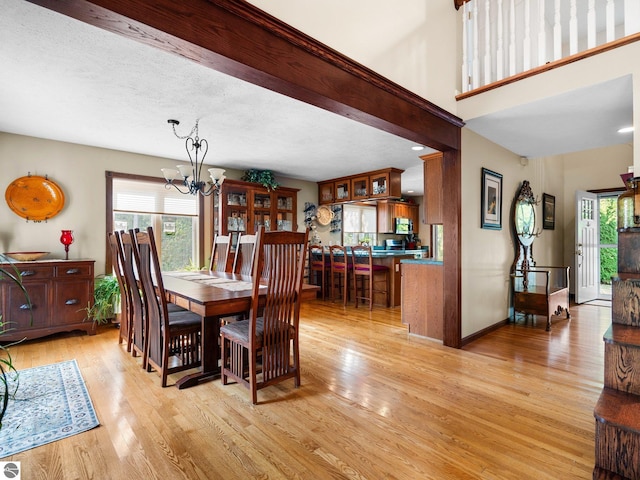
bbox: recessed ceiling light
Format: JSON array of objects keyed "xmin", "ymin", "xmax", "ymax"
[
  {"xmin": 411, "ymin": 145, "xmax": 425, "ymax": 151},
  {"xmin": 407, "ymin": 190, "xmax": 415, "ymax": 193},
  {"xmin": 618, "ymin": 126, "xmax": 634, "ymax": 133}
]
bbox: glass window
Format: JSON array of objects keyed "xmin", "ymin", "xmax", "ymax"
[
  {"xmin": 342, "ymin": 204, "xmax": 377, "ymax": 246},
  {"xmin": 112, "ymin": 177, "xmax": 199, "ymax": 271}
]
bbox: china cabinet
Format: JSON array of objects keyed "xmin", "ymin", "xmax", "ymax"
[{"xmin": 215, "ymin": 179, "xmax": 298, "ymax": 242}]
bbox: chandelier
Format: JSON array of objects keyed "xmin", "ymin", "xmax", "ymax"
[{"xmin": 161, "ymin": 119, "xmax": 226, "ymax": 196}]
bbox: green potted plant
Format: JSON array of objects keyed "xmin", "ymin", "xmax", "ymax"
[
  {"xmin": 242, "ymin": 169, "xmax": 279, "ymax": 191},
  {"xmin": 85, "ymin": 275, "xmax": 121, "ymax": 325}
]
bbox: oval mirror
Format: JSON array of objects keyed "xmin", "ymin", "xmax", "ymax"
[{"xmin": 515, "ymin": 200, "xmax": 536, "ymax": 246}]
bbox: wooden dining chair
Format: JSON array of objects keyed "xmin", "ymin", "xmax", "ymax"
[
  {"xmin": 309, "ymin": 244, "xmax": 330, "ymax": 300},
  {"xmin": 119, "ymin": 229, "xmax": 149, "ymax": 368},
  {"xmin": 209, "ymin": 234, "xmax": 232, "ymax": 272},
  {"xmin": 107, "ymin": 231, "xmax": 132, "ymax": 351},
  {"xmin": 220, "ymin": 226, "xmax": 309, "ymax": 404},
  {"xmin": 232, "ymin": 233, "xmax": 257, "ymax": 275},
  {"xmin": 329, "ymin": 245, "xmax": 352, "ymax": 305},
  {"xmin": 351, "ymin": 245, "xmax": 390, "ymax": 310},
  {"xmin": 133, "ymin": 227, "xmax": 202, "ymax": 387}
]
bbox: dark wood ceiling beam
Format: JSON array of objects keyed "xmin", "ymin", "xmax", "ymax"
[{"xmin": 27, "ymin": 0, "xmax": 463, "ymax": 152}]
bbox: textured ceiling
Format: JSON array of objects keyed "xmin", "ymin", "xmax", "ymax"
[{"xmin": 0, "ymin": 0, "xmax": 431, "ymax": 195}]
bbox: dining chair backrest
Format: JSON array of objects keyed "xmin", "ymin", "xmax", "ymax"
[
  {"xmin": 232, "ymin": 233, "xmax": 257, "ymax": 276},
  {"xmin": 309, "ymin": 244, "xmax": 329, "ymax": 300},
  {"xmin": 329, "ymin": 245, "xmax": 349, "ymax": 271},
  {"xmin": 209, "ymin": 234, "xmax": 232, "ymax": 272},
  {"xmin": 329, "ymin": 245, "xmax": 351, "ymax": 304},
  {"xmin": 351, "ymin": 245, "xmax": 373, "ymax": 273},
  {"xmin": 351, "ymin": 244, "xmax": 390, "ymax": 309},
  {"xmin": 249, "ymin": 227, "xmax": 309, "ymax": 383},
  {"xmin": 119, "ymin": 228, "xmax": 148, "ymax": 366},
  {"xmin": 107, "ymin": 231, "xmax": 131, "ymax": 350},
  {"xmin": 132, "ymin": 227, "xmax": 171, "ymax": 372}
]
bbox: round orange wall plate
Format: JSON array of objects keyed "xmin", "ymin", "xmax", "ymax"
[{"xmin": 5, "ymin": 175, "xmax": 65, "ymax": 222}]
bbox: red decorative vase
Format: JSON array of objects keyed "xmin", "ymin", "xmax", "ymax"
[{"xmin": 60, "ymin": 230, "xmax": 74, "ymax": 260}]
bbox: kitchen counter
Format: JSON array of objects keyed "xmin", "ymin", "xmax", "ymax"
[
  {"xmin": 370, "ymin": 249, "xmax": 429, "ymax": 257},
  {"xmin": 400, "ymin": 258, "xmax": 443, "ymax": 265}
]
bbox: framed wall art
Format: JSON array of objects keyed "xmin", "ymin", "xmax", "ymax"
[
  {"xmin": 543, "ymin": 193, "xmax": 555, "ymax": 230},
  {"xmin": 481, "ymin": 168, "xmax": 503, "ymax": 230}
]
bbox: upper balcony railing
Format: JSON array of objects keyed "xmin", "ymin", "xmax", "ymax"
[{"xmin": 459, "ymin": 0, "xmax": 640, "ymax": 95}]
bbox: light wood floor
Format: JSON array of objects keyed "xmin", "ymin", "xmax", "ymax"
[{"xmin": 6, "ymin": 300, "xmax": 610, "ymax": 479}]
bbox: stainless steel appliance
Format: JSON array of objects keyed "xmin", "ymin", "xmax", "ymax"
[{"xmin": 385, "ymin": 239, "xmax": 405, "ymax": 250}]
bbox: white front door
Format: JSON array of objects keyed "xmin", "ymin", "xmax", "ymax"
[{"xmin": 575, "ymin": 190, "xmax": 599, "ymax": 304}]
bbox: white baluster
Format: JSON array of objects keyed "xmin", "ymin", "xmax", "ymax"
[
  {"xmin": 472, "ymin": 0, "xmax": 480, "ymax": 89},
  {"xmin": 484, "ymin": 0, "xmax": 492, "ymax": 85},
  {"xmin": 537, "ymin": 0, "xmax": 546, "ymax": 66},
  {"xmin": 496, "ymin": 0, "xmax": 504, "ymax": 80},
  {"xmin": 509, "ymin": 0, "xmax": 516, "ymax": 76},
  {"xmin": 569, "ymin": 0, "xmax": 578, "ymax": 55},
  {"xmin": 606, "ymin": 0, "xmax": 615, "ymax": 43},
  {"xmin": 553, "ymin": 0, "xmax": 562, "ymax": 60},
  {"xmin": 523, "ymin": 0, "xmax": 531, "ymax": 71},
  {"xmin": 587, "ymin": 0, "xmax": 596, "ymax": 49},
  {"xmin": 625, "ymin": 0, "xmax": 640, "ymax": 36},
  {"xmin": 462, "ymin": 2, "xmax": 469, "ymax": 92}
]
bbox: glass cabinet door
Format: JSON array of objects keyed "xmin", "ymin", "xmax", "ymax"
[
  {"xmin": 351, "ymin": 176, "xmax": 368, "ymax": 200},
  {"xmin": 253, "ymin": 192, "xmax": 271, "ymax": 232},
  {"xmin": 318, "ymin": 181, "xmax": 334, "ymax": 204},
  {"xmin": 275, "ymin": 192, "xmax": 294, "ymax": 231},
  {"xmin": 370, "ymin": 172, "xmax": 390, "ymax": 198},
  {"xmin": 334, "ymin": 179, "xmax": 350, "ymax": 202},
  {"xmin": 224, "ymin": 187, "xmax": 248, "ymax": 235}
]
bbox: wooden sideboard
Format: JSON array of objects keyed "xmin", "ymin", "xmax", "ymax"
[{"xmin": 0, "ymin": 259, "xmax": 95, "ymax": 341}]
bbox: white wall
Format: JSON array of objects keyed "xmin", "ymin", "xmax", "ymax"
[
  {"xmin": 0, "ymin": 133, "xmax": 317, "ymax": 275},
  {"xmin": 460, "ymin": 130, "xmax": 567, "ymax": 336},
  {"xmin": 247, "ymin": 0, "xmax": 459, "ymax": 113}
]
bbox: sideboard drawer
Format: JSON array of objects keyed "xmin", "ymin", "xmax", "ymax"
[
  {"xmin": 55, "ymin": 264, "xmax": 93, "ymax": 278},
  {"xmin": 0, "ymin": 265, "xmax": 54, "ymax": 281}
]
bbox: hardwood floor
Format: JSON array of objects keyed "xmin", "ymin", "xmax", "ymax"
[{"xmin": 5, "ymin": 300, "xmax": 610, "ymax": 479}]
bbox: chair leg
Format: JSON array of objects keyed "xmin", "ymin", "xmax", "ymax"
[
  {"xmin": 342, "ymin": 272, "xmax": 348, "ymax": 306},
  {"xmin": 250, "ymin": 348, "xmax": 258, "ymax": 405},
  {"xmin": 368, "ymin": 273, "xmax": 373, "ymax": 310},
  {"xmin": 221, "ymin": 334, "xmax": 228, "ymax": 385}
]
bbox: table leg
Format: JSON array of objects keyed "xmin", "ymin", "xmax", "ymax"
[{"xmin": 176, "ymin": 314, "xmax": 221, "ymax": 389}]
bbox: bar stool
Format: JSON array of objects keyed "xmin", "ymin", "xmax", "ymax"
[
  {"xmin": 351, "ymin": 245, "xmax": 390, "ymax": 310},
  {"xmin": 309, "ymin": 244, "xmax": 331, "ymax": 300},
  {"xmin": 329, "ymin": 245, "xmax": 352, "ymax": 305}
]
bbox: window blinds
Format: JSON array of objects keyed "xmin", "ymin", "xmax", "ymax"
[{"xmin": 112, "ymin": 178, "xmax": 197, "ymax": 216}]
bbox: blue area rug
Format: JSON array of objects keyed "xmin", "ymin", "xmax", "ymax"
[{"xmin": 0, "ymin": 359, "xmax": 99, "ymax": 458}]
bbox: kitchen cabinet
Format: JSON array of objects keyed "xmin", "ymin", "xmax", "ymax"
[
  {"xmin": 318, "ymin": 168, "xmax": 403, "ymax": 205},
  {"xmin": 334, "ymin": 179, "xmax": 351, "ymax": 202},
  {"xmin": 351, "ymin": 175, "xmax": 369, "ymax": 201},
  {"xmin": 0, "ymin": 260, "xmax": 96, "ymax": 341},
  {"xmin": 318, "ymin": 181, "xmax": 334, "ymax": 204},
  {"xmin": 377, "ymin": 200, "xmax": 419, "ymax": 233},
  {"xmin": 422, "ymin": 152, "xmax": 443, "ymax": 224},
  {"xmin": 369, "ymin": 170, "xmax": 401, "ymax": 199},
  {"xmin": 216, "ymin": 179, "xmax": 299, "ymax": 238}
]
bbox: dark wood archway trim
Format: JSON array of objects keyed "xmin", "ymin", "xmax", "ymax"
[{"xmin": 28, "ymin": 0, "xmax": 463, "ymax": 348}]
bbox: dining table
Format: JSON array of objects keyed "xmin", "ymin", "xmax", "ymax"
[{"xmin": 161, "ymin": 270, "xmax": 319, "ymax": 389}]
